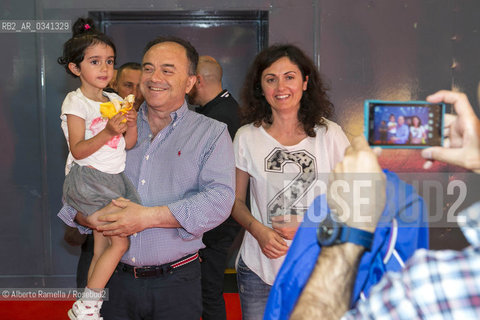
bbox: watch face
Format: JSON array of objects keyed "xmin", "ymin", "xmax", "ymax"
[{"xmin": 317, "ymin": 214, "xmax": 340, "ymax": 246}]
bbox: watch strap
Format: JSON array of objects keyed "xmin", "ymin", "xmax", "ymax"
[{"xmin": 339, "ymin": 225, "xmax": 374, "ymax": 251}]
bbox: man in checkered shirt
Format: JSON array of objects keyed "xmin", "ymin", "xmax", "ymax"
[{"xmin": 290, "ymin": 90, "xmax": 480, "ymax": 320}]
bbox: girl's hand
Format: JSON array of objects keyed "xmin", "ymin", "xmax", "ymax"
[
  {"xmin": 125, "ymin": 108, "xmax": 138, "ymax": 128},
  {"xmin": 104, "ymin": 113, "xmax": 127, "ymax": 136}
]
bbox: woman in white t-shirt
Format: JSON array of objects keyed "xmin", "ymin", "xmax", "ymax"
[
  {"xmin": 410, "ymin": 115, "xmax": 427, "ymax": 144},
  {"xmin": 232, "ymin": 44, "xmax": 350, "ymax": 319}
]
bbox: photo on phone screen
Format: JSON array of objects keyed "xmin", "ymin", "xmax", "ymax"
[{"xmin": 364, "ymin": 100, "xmax": 445, "ymax": 148}]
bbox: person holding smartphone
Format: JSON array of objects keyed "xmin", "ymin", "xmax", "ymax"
[{"xmin": 291, "ymin": 90, "xmax": 480, "ymax": 319}]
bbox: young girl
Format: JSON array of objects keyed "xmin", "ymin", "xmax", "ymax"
[
  {"xmin": 387, "ymin": 113, "xmax": 397, "ymax": 143},
  {"xmin": 58, "ymin": 18, "xmax": 139, "ymax": 320}
]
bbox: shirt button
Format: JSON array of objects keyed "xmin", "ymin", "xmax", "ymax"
[
  {"xmin": 145, "ymin": 155, "xmax": 149, "ymax": 160},
  {"xmin": 131, "ymin": 257, "xmax": 136, "ymax": 263},
  {"xmin": 133, "ymin": 233, "xmax": 137, "ymax": 237},
  {"xmin": 141, "ymin": 179, "xmax": 146, "ymax": 185},
  {"xmin": 148, "ymin": 134, "xmax": 152, "ymax": 138}
]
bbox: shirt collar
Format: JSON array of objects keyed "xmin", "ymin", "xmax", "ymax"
[
  {"xmin": 170, "ymin": 100, "xmax": 189, "ymax": 122},
  {"xmin": 139, "ymin": 100, "xmax": 189, "ymax": 124}
]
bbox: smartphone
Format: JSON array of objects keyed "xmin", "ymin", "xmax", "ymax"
[{"xmin": 364, "ymin": 100, "xmax": 445, "ymax": 148}]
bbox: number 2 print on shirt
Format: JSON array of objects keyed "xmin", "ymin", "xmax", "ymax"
[{"xmin": 265, "ymin": 147, "xmax": 317, "ymax": 222}]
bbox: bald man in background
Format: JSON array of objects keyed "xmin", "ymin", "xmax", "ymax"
[
  {"xmin": 188, "ymin": 56, "xmax": 240, "ymax": 138},
  {"xmin": 188, "ymin": 56, "xmax": 241, "ymax": 320}
]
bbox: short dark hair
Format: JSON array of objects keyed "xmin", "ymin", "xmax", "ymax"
[
  {"xmin": 240, "ymin": 44, "xmax": 334, "ymax": 137},
  {"xmin": 116, "ymin": 62, "xmax": 141, "ymax": 82},
  {"xmin": 57, "ymin": 17, "xmax": 116, "ymax": 77},
  {"xmin": 143, "ymin": 36, "xmax": 198, "ymax": 76}
]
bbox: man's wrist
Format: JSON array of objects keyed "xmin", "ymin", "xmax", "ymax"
[
  {"xmin": 145, "ymin": 205, "xmax": 160, "ymax": 229},
  {"xmin": 151, "ymin": 205, "xmax": 181, "ymax": 228},
  {"xmin": 321, "ymin": 242, "xmax": 366, "ymax": 262},
  {"xmin": 291, "ymin": 242, "xmax": 364, "ymax": 320},
  {"xmin": 318, "ymin": 212, "xmax": 376, "ymax": 250}
]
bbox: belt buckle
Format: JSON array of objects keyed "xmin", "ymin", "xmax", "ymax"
[{"xmin": 133, "ymin": 267, "xmax": 141, "ymax": 279}]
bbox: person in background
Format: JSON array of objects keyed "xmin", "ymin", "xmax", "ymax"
[
  {"xmin": 291, "ymin": 91, "xmax": 480, "ymax": 319},
  {"xmin": 232, "ymin": 44, "xmax": 350, "ymax": 319},
  {"xmin": 104, "ymin": 69, "xmax": 117, "ymax": 93},
  {"xmin": 114, "ymin": 62, "xmax": 144, "ymax": 110},
  {"xmin": 187, "ymin": 55, "xmax": 241, "ymax": 320},
  {"xmin": 188, "ymin": 55, "xmax": 240, "ymax": 138}
]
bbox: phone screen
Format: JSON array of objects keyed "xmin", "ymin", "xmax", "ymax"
[{"xmin": 364, "ymin": 100, "xmax": 445, "ymax": 148}]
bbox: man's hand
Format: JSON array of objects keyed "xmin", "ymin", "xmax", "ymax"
[
  {"xmin": 422, "ymin": 90, "xmax": 480, "ymax": 173},
  {"xmin": 96, "ymin": 199, "xmax": 150, "ymax": 237},
  {"xmin": 327, "ymin": 136, "xmax": 386, "ymax": 233},
  {"xmin": 291, "ymin": 137, "xmax": 386, "ymax": 320}
]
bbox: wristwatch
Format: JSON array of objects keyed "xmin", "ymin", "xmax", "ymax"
[{"xmin": 316, "ymin": 213, "xmax": 374, "ymax": 251}]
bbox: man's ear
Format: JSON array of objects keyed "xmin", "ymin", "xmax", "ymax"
[
  {"xmin": 196, "ymin": 74, "xmax": 202, "ymax": 86},
  {"xmin": 68, "ymin": 63, "xmax": 81, "ymax": 77},
  {"xmin": 185, "ymin": 74, "xmax": 197, "ymax": 93}
]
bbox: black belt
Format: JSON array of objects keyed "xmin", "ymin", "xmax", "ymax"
[{"xmin": 118, "ymin": 252, "xmax": 199, "ymax": 278}]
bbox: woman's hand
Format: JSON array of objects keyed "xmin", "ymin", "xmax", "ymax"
[
  {"xmin": 271, "ymin": 214, "xmax": 303, "ymax": 240},
  {"xmin": 251, "ymin": 221, "xmax": 289, "ymax": 259}
]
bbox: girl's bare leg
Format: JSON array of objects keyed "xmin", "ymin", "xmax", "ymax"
[{"xmin": 87, "ymin": 232, "xmax": 128, "ymax": 290}]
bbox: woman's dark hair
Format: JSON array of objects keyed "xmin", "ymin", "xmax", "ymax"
[
  {"xmin": 412, "ymin": 115, "xmax": 422, "ymax": 127},
  {"xmin": 57, "ymin": 17, "xmax": 116, "ymax": 77},
  {"xmin": 240, "ymin": 44, "xmax": 333, "ymax": 137}
]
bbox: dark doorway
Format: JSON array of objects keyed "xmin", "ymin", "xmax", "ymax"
[{"xmin": 90, "ymin": 10, "xmax": 268, "ymax": 99}]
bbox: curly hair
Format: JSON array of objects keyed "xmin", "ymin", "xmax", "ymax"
[
  {"xmin": 412, "ymin": 115, "xmax": 422, "ymax": 127},
  {"xmin": 57, "ymin": 17, "xmax": 116, "ymax": 78},
  {"xmin": 240, "ymin": 44, "xmax": 333, "ymax": 137}
]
